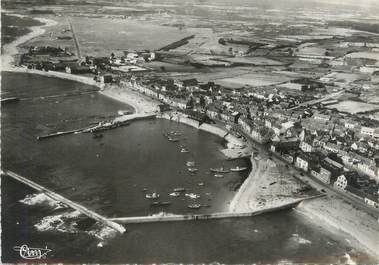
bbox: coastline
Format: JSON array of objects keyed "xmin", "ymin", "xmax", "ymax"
[
  {"xmin": 229, "ymin": 155, "xmax": 311, "ymax": 213},
  {"xmin": 1, "ymin": 15, "xmax": 57, "ymax": 71},
  {"xmin": 99, "ymin": 84, "xmax": 159, "ymax": 114},
  {"xmin": 2, "ymin": 12, "xmax": 378, "ymax": 261},
  {"xmin": 297, "ymin": 197, "xmax": 379, "ymax": 258}
]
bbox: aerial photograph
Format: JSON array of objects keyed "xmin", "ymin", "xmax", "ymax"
[{"xmin": 1, "ymin": 0, "xmax": 378, "ymax": 264}]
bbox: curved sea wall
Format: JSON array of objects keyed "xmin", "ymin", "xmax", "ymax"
[{"xmin": 158, "ymin": 112, "xmax": 246, "ymax": 149}]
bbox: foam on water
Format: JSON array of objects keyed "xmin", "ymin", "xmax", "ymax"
[
  {"xmin": 34, "ymin": 210, "xmax": 82, "ymax": 233},
  {"xmin": 20, "ymin": 193, "xmax": 68, "ymax": 210},
  {"xmin": 87, "ymin": 224, "xmax": 118, "ymax": 242}
]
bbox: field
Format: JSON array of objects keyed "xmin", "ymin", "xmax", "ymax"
[
  {"xmin": 70, "ymin": 17, "xmax": 191, "ymax": 56},
  {"xmin": 21, "ymin": 16, "xmax": 76, "ymax": 53},
  {"xmin": 1, "ymin": 13, "xmax": 44, "ymax": 45},
  {"xmin": 327, "ymin": 100, "xmax": 379, "ymax": 114},
  {"xmin": 345, "ymin": 52, "xmax": 379, "ymax": 64},
  {"xmin": 214, "ymin": 71, "xmax": 295, "ymax": 88}
]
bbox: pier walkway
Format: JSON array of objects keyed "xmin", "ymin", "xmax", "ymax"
[
  {"xmin": 37, "ymin": 112, "xmax": 156, "ymax": 140},
  {"xmin": 2, "ymin": 170, "xmax": 126, "ymax": 234},
  {"xmin": 109, "ymin": 195, "xmax": 324, "ymax": 224}
]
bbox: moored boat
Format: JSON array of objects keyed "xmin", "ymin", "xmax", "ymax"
[
  {"xmin": 188, "ymin": 167, "xmax": 198, "ymax": 173},
  {"xmin": 185, "ymin": 193, "xmax": 200, "ymax": 199},
  {"xmin": 186, "ymin": 161, "xmax": 195, "ymax": 167},
  {"xmin": 169, "ymin": 191, "xmax": 181, "ymax": 197},
  {"xmin": 180, "ymin": 148, "xmax": 189, "ymax": 153},
  {"xmin": 214, "ymin": 174, "xmax": 224, "ymax": 178},
  {"xmin": 230, "ymin": 166, "xmax": 248, "ymax": 172},
  {"xmin": 188, "ymin": 204, "xmax": 201, "ymax": 209},
  {"xmin": 145, "ymin": 192, "xmax": 160, "ymax": 199},
  {"xmin": 118, "ymin": 110, "xmax": 132, "ymax": 116},
  {"xmin": 210, "ymin": 167, "xmax": 230, "ymax": 173},
  {"xmin": 151, "ymin": 201, "xmax": 172, "ymax": 206},
  {"xmin": 173, "ymin": 187, "xmax": 186, "ymax": 192}
]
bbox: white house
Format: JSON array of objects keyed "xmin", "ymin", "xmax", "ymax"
[
  {"xmin": 361, "ymin": 126, "xmax": 379, "ymax": 138},
  {"xmin": 334, "ymin": 174, "xmax": 348, "ymax": 190}
]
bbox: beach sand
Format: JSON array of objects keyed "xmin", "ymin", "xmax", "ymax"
[
  {"xmin": 100, "ymin": 84, "xmax": 159, "ymax": 114},
  {"xmin": 229, "ymin": 156, "xmax": 310, "ymax": 213},
  {"xmin": 297, "ymin": 196, "xmax": 379, "ymax": 258}
]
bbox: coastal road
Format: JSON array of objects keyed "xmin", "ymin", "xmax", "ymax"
[
  {"xmin": 270, "ymin": 152, "xmax": 379, "ymax": 218},
  {"xmin": 67, "ymin": 17, "xmax": 81, "ymax": 59},
  {"xmin": 234, "ymin": 126, "xmax": 379, "ymax": 217}
]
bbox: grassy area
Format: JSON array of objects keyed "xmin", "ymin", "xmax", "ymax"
[
  {"xmin": 70, "ymin": 17, "xmax": 191, "ymax": 56},
  {"xmin": 1, "ymin": 13, "xmax": 44, "ymax": 45}
]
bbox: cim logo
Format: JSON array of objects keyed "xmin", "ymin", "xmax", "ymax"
[{"xmin": 13, "ymin": 244, "xmax": 52, "ymax": 259}]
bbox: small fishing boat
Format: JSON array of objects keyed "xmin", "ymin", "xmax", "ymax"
[
  {"xmin": 198, "ymin": 182, "xmax": 204, "ymax": 186},
  {"xmin": 168, "ymin": 137, "xmax": 180, "ymax": 142},
  {"xmin": 169, "ymin": 192, "xmax": 181, "ymax": 197},
  {"xmin": 214, "ymin": 174, "xmax": 224, "ymax": 178},
  {"xmin": 145, "ymin": 192, "xmax": 160, "ymax": 199},
  {"xmin": 173, "ymin": 187, "xmax": 186, "ymax": 192},
  {"xmin": 186, "ymin": 161, "xmax": 195, "ymax": 167},
  {"xmin": 151, "ymin": 201, "xmax": 172, "ymax": 206},
  {"xmin": 230, "ymin": 166, "xmax": 248, "ymax": 172},
  {"xmin": 185, "ymin": 193, "xmax": 200, "ymax": 199},
  {"xmin": 118, "ymin": 110, "xmax": 132, "ymax": 116},
  {"xmin": 210, "ymin": 167, "xmax": 230, "ymax": 173},
  {"xmin": 188, "ymin": 167, "xmax": 198, "ymax": 173},
  {"xmin": 180, "ymin": 148, "xmax": 189, "ymax": 153},
  {"xmin": 188, "ymin": 204, "xmax": 201, "ymax": 209}
]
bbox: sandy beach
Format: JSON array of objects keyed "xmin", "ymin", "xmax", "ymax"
[
  {"xmin": 297, "ymin": 197, "xmax": 379, "ymax": 258},
  {"xmin": 100, "ymin": 84, "xmax": 159, "ymax": 114},
  {"xmin": 229, "ymin": 155, "xmax": 311, "ymax": 213},
  {"xmin": 228, "ymin": 148, "xmax": 379, "ymax": 259}
]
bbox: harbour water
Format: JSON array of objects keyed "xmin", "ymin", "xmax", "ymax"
[{"xmin": 1, "ymin": 72, "xmax": 374, "ymax": 263}]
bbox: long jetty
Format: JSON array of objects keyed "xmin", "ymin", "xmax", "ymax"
[
  {"xmin": 2, "ymin": 170, "xmax": 126, "ymax": 234},
  {"xmin": 109, "ymin": 196, "xmax": 324, "ymax": 224},
  {"xmin": 37, "ymin": 112, "xmax": 156, "ymax": 140}
]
